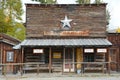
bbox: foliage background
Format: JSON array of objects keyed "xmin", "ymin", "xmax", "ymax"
[{"xmin": 0, "ymin": 0, "xmax": 25, "ymax": 41}]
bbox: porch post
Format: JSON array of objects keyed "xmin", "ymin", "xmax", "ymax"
[
  {"xmin": 21, "ymin": 47, "xmax": 24, "ymax": 63},
  {"xmin": 107, "ymin": 48, "xmax": 111, "ymax": 74},
  {"xmin": 72, "ymin": 48, "xmax": 75, "ymax": 72},
  {"xmin": 0, "ymin": 43, "xmax": 2, "ymax": 74},
  {"xmin": 1, "ymin": 43, "xmax": 2, "ymax": 64},
  {"xmin": 49, "ymin": 47, "xmax": 52, "ymax": 73},
  {"xmin": 62, "ymin": 47, "xmax": 65, "ymax": 74},
  {"xmin": 81, "ymin": 47, "xmax": 84, "ymax": 74},
  {"xmin": 117, "ymin": 48, "xmax": 119, "ymax": 71},
  {"xmin": 20, "ymin": 47, "xmax": 24, "ymax": 76}
]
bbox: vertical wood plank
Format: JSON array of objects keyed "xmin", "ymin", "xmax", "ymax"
[
  {"xmin": 117, "ymin": 48, "xmax": 119, "ymax": 71},
  {"xmin": 73, "ymin": 48, "xmax": 74, "ymax": 72},
  {"xmin": 21, "ymin": 47, "xmax": 24, "ymax": 63},
  {"xmin": 107, "ymin": 48, "xmax": 111, "ymax": 74},
  {"xmin": 3, "ymin": 44, "xmax": 5, "ymax": 63},
  {"xmin": 0, "ymin": 43, "xmax": 3, "ymax": 64},
  {"xmin": 62, "ymin": 48, "xmax": 65, "ymax": 74},
  {"xmin": 76, "ymin": 48, "xmax": 83, "ymax": 73},
  {"xmin": 21, "ymin": 47, "xmax": 24, "ymax": 76},
  {"xmin": 37, "ymin": 64, "xmax": 39, "ymax": 75},
  {"xmin": 49, "ymin": 47, "xmax": 52, "ymax": 73}
]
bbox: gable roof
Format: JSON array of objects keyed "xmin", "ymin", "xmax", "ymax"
[{"xmin": 0, "ymin": 33, "xmax": 20, "ymax": 45}]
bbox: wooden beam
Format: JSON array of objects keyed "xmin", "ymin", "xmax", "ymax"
[
  {"xmin": 107, "ymin": 48, "xmax": 111, "ymax": 74},
  {"xmin": 116, "ymin": 48, "xmax": 119, "ymax": 72},
  {"xmin": 72, "ymin": 48, "xmax": 75, "ymax": 72},
  {"xmin": 21, "ymin": 47, "xmax": 24, "ymax": 76},
  {"xmin": 3, "ymin": 44, "xmax": 5, "ymax": 63},
  {"xmin": 49, "ymin": 47, "xmax": 52, "ymax": 73},
  {"xmin": 62, "ymin": 48, "xmax": 65, "ymax": 74},
  {"xmin": 21, "ymin": 47, "xmax": 24, "ymax": 63},
  {"xmin": 0, "ymin": 43, "xmax": 3, "ymax": 63}
]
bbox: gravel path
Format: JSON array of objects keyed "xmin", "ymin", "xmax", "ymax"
[
  {"xmin": 0, "ymin": 73, "xmax": 120, "ymax": 80},
  {"xmin": 1, "ymin": 76, "xmax": 120, "ymax": 80}
]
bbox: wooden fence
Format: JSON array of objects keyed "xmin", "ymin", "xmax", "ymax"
[
  {"xmin": 65, "ymin": 62, "xmax": 111, "ymax": 74},
  {"xmin": 0, "ymin": 62, "xmax": 111, "ymax": 76}
]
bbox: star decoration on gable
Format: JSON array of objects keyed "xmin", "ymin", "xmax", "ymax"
[{"xmin": 61, "ymin": 15, "xmax": 72, "ymax": 29}]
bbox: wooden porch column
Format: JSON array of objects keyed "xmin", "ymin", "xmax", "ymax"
[
  {"xmin": 107, "ymin": 48, "xmax": 111, "ymax": 74},
  {"xmin": 117, "ymin": 48, "xmax": 119, "ymax": 71},
  {"xmin": 72, "ymin": 48, "xmax": 75, "ymax": 72},
  {"xmin": 21, "ymin": 47, "xmax": 24, "ymax": 63},
  {"xmin": 49, "ymin": 47, "xmax": 52, "ymax": 73},
  {"xmin": 62, "ymin": 47, "xmax": 65, "ymax": 74},
  {"xmin": 119, "ymin": 48, "xmax": 120, "ymax": 71},
  {"xmin": 0, "ymin": 43, "xmax": 2, "ymax": 74},
  {"xmin": 76, "ymin": 48, "xmax": 83, "ymax": 73},
  {"xmin": 20, "ymin": 47, "xmax": 24, "ymax": 76}
]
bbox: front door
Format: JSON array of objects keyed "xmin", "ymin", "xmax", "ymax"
[
  {"xmin": 109, "ymin": 48, "xmax": 118, "ymax": 71},
  {"xmin": 63, "ymin": 48, "xmax": 75, "ymax": 72},
  {"xmin": 4, "ymin": 50, "xmax": 15, "ymax": 74}
]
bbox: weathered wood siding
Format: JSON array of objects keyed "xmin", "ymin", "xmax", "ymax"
[
  {"xmin": 76, "ymin": 48, "xmax": 83, "ymax": 69},
  {"xmin": 0, "ymin": 34, "xmax": 20, "ymax": 73},
  {"xmin": 107, "ymin": 33, "xmax": 120, "ymax": 45},
  {"xmin": 26, "ymin": 4, "xmax": 107, "ymax": 38},
  {"xmin": 107, "ymin": 33, "xmax": 120, "ymax": 71}
]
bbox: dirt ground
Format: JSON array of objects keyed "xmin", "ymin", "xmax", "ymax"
[{"xmin": 0, "ymin": 73, "xmax": 120, "ymax": 80}]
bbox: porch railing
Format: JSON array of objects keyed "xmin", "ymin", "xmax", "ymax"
[
  {"xmin": 0, "ymin": 62, "xmax": 111, "ymax": 76},
  {"xmin": 0, "ymin": 62, "xmax": 50, "ymax": 76},
  {"xmin": 64, "ymin": 62, "xmax": 111, "ymax": 74}
]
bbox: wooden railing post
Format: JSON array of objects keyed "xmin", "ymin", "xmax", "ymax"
[
  {"xmin": 49, "ymin": 47, "xmax": 52, "ymax": 73},
  {"xmin": 102, "ymin": 63, "xmax": 104, "ymax": 73},
  {"xmin": 3, "ymin": 65, "xmax": 6, "ymax": 76},
  {"xmin": 81, "ymin": 63, "xmax": 83, "ymax": 75},
  {"xmin": 3, "ymin": 65, "xmax": 4, "ymax": 76},
  {"xmin": 37, "ymin": 64, "xmax": 39, "ymax": 75},
  {"xmin": 69, "ymin": 62, "xmax": 71, "ymax": 73},
  {"xmin": 108, "ymin": 62, "xmax": 111, "ymax": 74},
  {"xmin": 20, "ymin": 63, "xmax": 23, "ymax": 76}
]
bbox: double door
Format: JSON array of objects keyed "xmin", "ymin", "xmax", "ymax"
[{"xmin": 63, "ymin": 48, "xmax": 75, "ymax": 72}]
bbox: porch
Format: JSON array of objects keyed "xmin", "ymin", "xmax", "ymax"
[
  {"xmin": 20, "ymin": 46, "xmax": 111, "ymax": 73},
  {"xmin": 12, "ymin": 38, "xmax": 112, "ymax": 74}
]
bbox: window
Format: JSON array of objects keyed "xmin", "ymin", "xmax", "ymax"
[
  {"xmin": 84, "ymin": 48, "xmax": 95, "ymax": 62},
  {"xmin": 6, "ymin": 51, "xmax": 14, "ymax": 62},
  {"xmin": 84, "ymin": 53, "xmax": 94, "ymax": 62}
]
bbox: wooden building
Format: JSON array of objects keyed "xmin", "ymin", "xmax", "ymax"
[
  {"xmin": 107, "ymin": 29, "xmax": 120, "ymax": 71},
  {"xmin": 15, "ymin": 4, "xmax": 112, "ymax": 73},
  {"xmin": 0, "ymin": 33, "xmax": 20, "ymax": 73}
]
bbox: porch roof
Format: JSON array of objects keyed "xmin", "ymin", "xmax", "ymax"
[{"xmin": 13, "ymin": 38, "xmax": 112, "ymax": 49}]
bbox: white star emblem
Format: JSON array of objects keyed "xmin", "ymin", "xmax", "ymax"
[{"xmin": 61, "ymin": 15, "xmax": 72, "ymax": 29}]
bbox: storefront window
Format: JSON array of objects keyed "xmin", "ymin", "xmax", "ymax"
[
  {"xmin": 84, "ymin": 53, "xmax": 94, "ymax": 62},
  {"xmin": 84, "ymin": 48, "xmax": 95, "ymax": 62}
]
